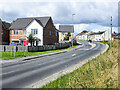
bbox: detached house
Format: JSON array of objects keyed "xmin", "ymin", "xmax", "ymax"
[
  {"xmin": 88, "ymin": 30, "xmax": 111, "ymax": 41},
  {"xmin": 58, "ymin": 25, "xmax": 74, "ymax": 42},
  {"xmin": 0, "ymin": 19, "xmax": 11, "ymax": 45},
  {"xmin": 75, "ymin": 32, "xmax": 88, "ymax": 41},
  {"xmin": 9, "ymin": 17, "xmax": 59, "ymax": 46}
]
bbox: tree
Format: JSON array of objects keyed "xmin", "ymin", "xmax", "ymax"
[
  {"xmin": 64, "ymin": 32, "xmax": 71, "ymax": 40},
  {"xmin": 27, "ymin": 34, "xmax": 35, "ymax": 46},
  {"xmin": 82, "ymin": 30, "xmax": 88, "ymax": 33}
]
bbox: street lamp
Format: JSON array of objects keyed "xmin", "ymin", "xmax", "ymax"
[{"xmin": 72, "ymin": 14, "xmax": 75, "ymax": 47}]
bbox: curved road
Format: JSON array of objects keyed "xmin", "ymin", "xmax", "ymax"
[{"xmin": 1, "ymin": 41, "xmax": 105, "ymax": 88}]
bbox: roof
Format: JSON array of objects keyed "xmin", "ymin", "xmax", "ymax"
[
  {"xmin": 59, "ymin": 25, "xmax": 74, "ymax": 33},
  {"xmin": 9, "ymin": 17, "xmax": 51, "ymax": 30},
  {"xmin": 2, "ymin": 21, "xmax": 11, "ymax": 30},
  {"xmin": 0, "ymin": 19, "xmax": 11, "ymax": 30},
  {"xmin": 89, "ymin": 31, "xmax": 105, "ymax": 35},
  {"xmin": 78, "ymin": 32, "xmax": 88, "ymax": 35}
]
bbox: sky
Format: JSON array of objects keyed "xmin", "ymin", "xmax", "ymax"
[{"xmin": 0, "ymin": 0, "xmax": 118, "ymax": 35}]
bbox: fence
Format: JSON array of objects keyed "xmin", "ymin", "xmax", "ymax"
[{"xmin": 0, "ymin": 41, "xmax": 77, "ymax": 52}]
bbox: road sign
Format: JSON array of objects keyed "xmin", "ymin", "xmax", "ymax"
[
  {"xmin": 69, "ymin": 36, "xmax": 72, "ymax": 42},
  {"xmin": 10, "ymin": 42, "xmax": 16, "ymax": 46},
  {"xmin": 23, "ymin": 40, "xmax": 29, "ymax": 56},
  {"xmin": 10, "ymin": 42, "xmax": 16, "ymax": 57},
  {"xmin": 24, "ymin": 40, "xmax": 29, "ymax": 45}
]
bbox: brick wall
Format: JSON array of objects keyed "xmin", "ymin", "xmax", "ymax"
[
  {"xmin": 0, "ymin": 21, "xmax": 10, "ymax": 45},
  {"xmin": 10, "ymin": 30, "xmax": 26, "ymax": 43},
  {"xmin": 43, "ymin": 17, "xmax": 59, "ymax": 45},
  {"xmin": 0, "ymin": 20, "xmax": 2, "ymax": 44}
]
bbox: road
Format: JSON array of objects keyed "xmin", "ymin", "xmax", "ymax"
[{"xmin": 1, "ymin": 41, "xmax": 105, "ymax": 88}]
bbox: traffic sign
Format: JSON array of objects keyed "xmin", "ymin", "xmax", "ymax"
[
  {"xmin": 69, "ymin": 36, "xmax": 72, "ymax": 41},
  {"xmin": 10, "ymin": 42, "xmax": 16, "ymax": 46},
  {"xmin": 24, "ymin": 40, "xmax": 29, "ymax": 45}
]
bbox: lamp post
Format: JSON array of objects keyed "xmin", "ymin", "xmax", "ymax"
[{"xmin": 72, "ymin": 14, "xmax": 75, "ymax": 47}]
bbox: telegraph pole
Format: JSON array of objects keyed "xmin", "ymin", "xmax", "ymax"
[
  {"xmin": 72, "ymin": 14, "xmax": 75, "ymax": 47},
  {"xmin": 110, "ymin": 16, "xmax": 112, "ymax": 47}
]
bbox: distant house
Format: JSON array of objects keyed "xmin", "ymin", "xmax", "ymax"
[
  {"xmin": 88, "ymin": 30, "xmax": 111, "ymax": 41},
  {"xmin": 9, "ymin": 17, "xmax": 59, "ymax": 46},
  {"xmin": 112, "ymin": 32, "xmax": 120, "ymax": 40},
  {"xmin": 58, "ymin": 25, "xmax": 74, "ymax": 42},
  {"xmin": 75, "ymin": 32, "xmax": 88, "ymax": 40},
  {"xmin": 0, "ymin": 19, "xmax": 11, "ymax": 45}
]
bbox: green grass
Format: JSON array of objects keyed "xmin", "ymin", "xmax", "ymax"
[
  {"xmin": 40, "ymin": 40, "xmax": 118, "ymax": 88},
  {"xmin": 0, "ymin": 45, "xmax": 79, "ymax": 60}
]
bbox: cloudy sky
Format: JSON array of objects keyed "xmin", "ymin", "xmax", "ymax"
[{"xmin": 0, "ymin": 0, "xmax": 118, "ymax": 35}]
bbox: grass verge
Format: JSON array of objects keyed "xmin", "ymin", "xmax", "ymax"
[
  {"xmin": 40, "ymin": 40, "xmax": 118, "ymax": 88},
  {"xmin": 0, "ymin": 45, "xmax": 79, "ymax": 60}
]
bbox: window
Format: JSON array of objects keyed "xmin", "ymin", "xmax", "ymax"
[
  {"xmin": 23, "ymin": 30, "xmax": 26, "ymax": 35},
  {"xmin": 31, "ymin": 29, "xmax": 38, "ymax": 34},
  {"xmin": 49, "ymin": 31, "xmax": 52, "ymax": 36},
  {"xmin": 62, "ymin": 32, "xmax": 65, "ymax": 35},
  {"xmin": 14, "ymin": 30, "xmax": 18, "ymax": 35},
  {"xmin": 56, "ymin": 31, "xmax": 57, "ymax": 36}
]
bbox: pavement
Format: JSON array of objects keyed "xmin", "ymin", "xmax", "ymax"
[{"xmin": 0, "ymin": 41, "xmax": 108, "ymax": 88}]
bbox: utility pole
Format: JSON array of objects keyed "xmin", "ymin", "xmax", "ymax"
[
  {"xmin": 72, "ymin": 14, "xmax": 75, "ymax": 47},
  {"xmin": 110, "ymin": 16, "xmax": 112, "ymax": 47}
]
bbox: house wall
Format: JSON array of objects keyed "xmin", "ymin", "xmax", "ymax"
[
  {"xmin": 26, "ymin": 20, "xmax": 43, "ymax": 46},
  {"xmin": 43, "ymin": 18, "xmax": 59, "ymax": 45},
  {"xmin": 0, "ymin": 20, "xmax": 2, "ymax": 44},
  {"xmin": 59, "ymin": 32, "xmax": 65, "ymax": 41},
  {"xmin": 2, "ymin": 30, "xmax": 10, "ymax": 44},
  {"xmin": 59, "ymin": 32, "xmax": 73, "ymax": 42},
  {"xmin": 90, "ymin": 33, "xmax": 104, "ymax": 41},
  {"xmin": 10, "ymin": 30, "xmax": 26, "ymax": 44},
  {"xmin": 77, "ymin": 34, "xmax": 88, "ymax": 40},
  {"xmin": 1, "ymin": 21, "xmax": 10, "ymax": 45},
  {"xmin": 104, "ymin": 30, "xmax": 111, "ymax": 41}
]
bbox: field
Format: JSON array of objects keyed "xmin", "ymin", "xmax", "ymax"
[{"xmin": 41, "ymin": 40, "xmax": 118, "ymax": 88}]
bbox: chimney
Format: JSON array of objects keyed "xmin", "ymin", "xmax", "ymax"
[{"xmin": 12, "ymin": 20, "xmax": 15, "ymax": 23}]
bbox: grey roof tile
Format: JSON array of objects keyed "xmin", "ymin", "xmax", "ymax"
[
  {"xmin": 90, "ymin": 31, "xmax": 105, "ymax": 35},
  {"xmin": 9, "ymin": 17, "xmax": 50, "ymax": 30},
  {"xmin": 59, "ymin": 25, "xmax": 74, "ymax": 33}
]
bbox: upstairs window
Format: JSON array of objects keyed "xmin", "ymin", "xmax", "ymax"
[
  {"xmin": 56, "ymin": 31, "xmax": 57, "ymax": 36},
  {"xmin": 49, "ymin": 31, "xmax": 52, "ymax": 36},
  {"xmin": 14, "ymin": 30, "xmax": 18, "ymax": 35},
  {"xmin": 62, "ymin": 32, "xmax": 65, "ymax": 35},
  {"xmin": 23, "ymin": 30, "xmax": 26, "ymax": 35},
  {"xmin": 31, "ymin": 29, "xmax": 38, "ymax": 35}
]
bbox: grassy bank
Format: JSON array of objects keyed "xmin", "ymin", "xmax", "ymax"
[
  {"xmin": 0, "ymin": 45, "xmax": 79, "ymax": 60},
  {"xmin": 41, "ymin": 40, "xmax": 118, "ymax": 88}
]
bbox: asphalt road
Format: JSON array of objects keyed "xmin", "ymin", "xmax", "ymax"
[{"xmin": 1, "ymin": 41, "xmax": 105, "ymax": 88}]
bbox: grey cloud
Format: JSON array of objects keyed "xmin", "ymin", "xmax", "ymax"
[{"xmin": 0, "ymin": 1, "xmax": 118, "ymax": 28}]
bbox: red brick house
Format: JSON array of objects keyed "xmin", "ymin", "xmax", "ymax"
[
  {"xmin": 9, "ymin": 17, "xmax": 59, "ymax": 45},
  {"xmin": 0, "ymin": 19, "xmax": 11, "ymax": 45}
]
